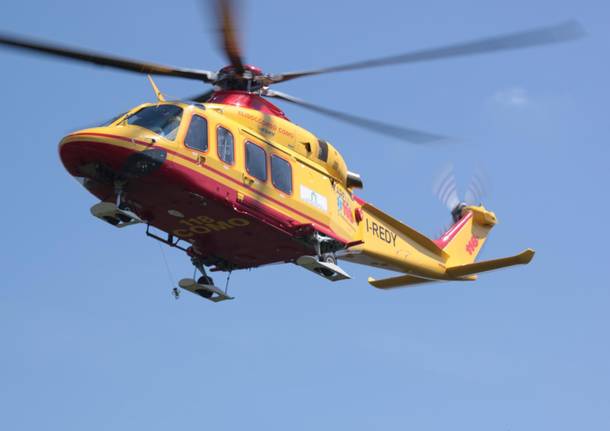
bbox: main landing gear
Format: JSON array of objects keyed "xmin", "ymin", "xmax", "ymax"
[
  {"xmin": 178, "ymin": 257, "xmax": 234, "ymax": 303},
  {"xmin": 296, "ymin": 253, "xmax": 351, "ymax": 282},
  {"xmin": 295, "ymin": 232, "xmax": 351, "ymax": 281},
  {"xmin": 89, "ymin": 180, "xmax": 232, "ymax": 302}
]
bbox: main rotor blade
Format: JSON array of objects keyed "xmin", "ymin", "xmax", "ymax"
[
  {"xmin": 264, "ymin": 89, "xmax": 446, "ymax": 144},
  {"xmin": 215, "ymin": 0, "xmax": 245, "ymax": 72},
  {"xmin": 267, "ymin": 21, "xmax": 585, "ymax": 83},
  {"xmin": 0, "ymin": 32, "xmax": 216, "ymax": 82}
]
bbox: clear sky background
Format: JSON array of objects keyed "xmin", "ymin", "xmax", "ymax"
[{"xmin": 1, "ymin": 1, "xmax": 608, "ymax": 430}]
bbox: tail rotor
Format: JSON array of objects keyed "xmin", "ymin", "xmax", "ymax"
[
  {"xmin": 464, "ymin": 167, "xmax": 488, "ymax": 207},
  {"xmin": 433, "ymin": 164, "xmax": 490, "ymax": 222},
  {"xmin": 433, "ymin": 164, "xmax": 461, "ymax": 212}
]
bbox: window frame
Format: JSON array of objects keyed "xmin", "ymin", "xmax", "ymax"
[
  {"xmin": 244, "ymin": 140, "xmax": 268, "ymax": 182},
  {"xmin": 270, "ymin": 154, "xmax": 293, "ymax": 195},
  {"xmin": 125, "ymin": 104, "xmax": 184, "ymax": 142},
  {"xmin": 183, "ymin": 113, "xmax": 210, "ymax": 154},
  {"xmin": 216, "ymin": 125, "xmax": 235, "ymax": 166}
]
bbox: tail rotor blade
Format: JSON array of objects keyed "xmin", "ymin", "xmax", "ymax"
[
  {"xmin": 433, "ymin": 164, "xmax": 461, "ymax": 211},
  {"xmin": 464, "ymin": 167, "xmax": 489, "ymax": 205}
]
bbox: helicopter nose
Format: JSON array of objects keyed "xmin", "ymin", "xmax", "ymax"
[
  {"xmin": 59, "ymin": 130, "xmax": 166, "ymax": 180},
  {"xmin": 121, "ymin": 147, "xmax": 167, "ymax": 178}
]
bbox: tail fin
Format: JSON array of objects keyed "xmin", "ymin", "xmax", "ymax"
[{"xmin": 434, "ymin": 204, "xmax": 497, "ymax": 267}]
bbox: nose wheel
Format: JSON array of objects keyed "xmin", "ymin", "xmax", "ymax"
[
  {"xmin": 90, "ymin": 202, "xmax": 143, "ymax": 227},
  {"xmin": 90, "ymin": 180, "xmax": 144, "ymax": 227}
]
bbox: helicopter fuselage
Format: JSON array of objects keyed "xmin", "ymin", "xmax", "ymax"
[
  {"xmin": 58, "ymin": 94, "xmax": 533, "ymax": 287},
  {"xmin": 59, "ymin": 97, "xmax": 360, "ymax": 270}
]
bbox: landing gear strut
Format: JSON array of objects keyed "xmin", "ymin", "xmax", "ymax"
[
  {"xmin": 295, "ymin": 232, "xmax": 352, "ymax": 281},
  {"xmin": 90, "ymin": 180, "xmax": 143, "ymax": 228},
  {"xmin": 178, "ymin": 257, "xmax": 234, "ymax": 302}
]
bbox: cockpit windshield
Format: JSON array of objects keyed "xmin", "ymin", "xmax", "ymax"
[
  {"xmin": 126, "ymin": 105, "xmax": 183, "ymax": 141},
  {"xmin": 99, "ymin": 112, "xmax": 127, "ymax": 127}
]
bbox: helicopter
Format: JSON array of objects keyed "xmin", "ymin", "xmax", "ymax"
[{"xmin": 0, "ymin": 1, "xmax": 583, "ymax": 302}]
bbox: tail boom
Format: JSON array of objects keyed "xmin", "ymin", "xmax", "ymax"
[{"xmin": 342, "ymin": 202, "xmax": 534, "ymax": 289}]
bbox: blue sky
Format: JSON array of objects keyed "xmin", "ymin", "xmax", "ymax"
[{"xmin": 1, "ymin": 1, "xmax": 608, "ymax": 430}]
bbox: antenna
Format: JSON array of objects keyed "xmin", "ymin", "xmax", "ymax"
[{"xmin": 147, "ymin": 75, "xmax": 165, "ymax": 102}]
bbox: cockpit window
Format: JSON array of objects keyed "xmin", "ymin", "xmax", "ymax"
[
  {"xmin": 99, "ymin": 112, "xmax": 127, "ymax": 127},
  {"xmin": 126, "ymin": 105, "xmax": 183, "ymax": 141}
]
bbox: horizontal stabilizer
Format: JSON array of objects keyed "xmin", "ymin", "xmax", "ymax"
[
  {"xmin": 446, "ymin": 248, "xmax": 535, "ymax": 277},
  {"xmin": 368, "ymin": 274, "xmax": 435, "ymax": 289}
]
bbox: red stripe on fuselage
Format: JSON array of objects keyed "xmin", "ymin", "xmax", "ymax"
[{"xmin": 64, "ymin": 133, "xmax": 348, "ymax": 243}]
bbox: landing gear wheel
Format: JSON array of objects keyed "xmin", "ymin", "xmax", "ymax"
[
  {"xmin": 196, "ymin": 275, "xmax": 215, "ymax": 298},
  {"xmin": 315, "ymin": 253, "xmax": 337, "ymax": 277},
  {"xmin": 198, "ymin": 275, "xmax": 214, "ymax": 285},
  {"xmin": 320, "ymin": 253, "xmax": 336, "ymax": 265},
  {"xmin": 116, "ymin": 213, "xmax": 133, "ymax": 223},
  {"xmin": 103, "ymin": 216, "xmax": 120, "ymax": 226}
]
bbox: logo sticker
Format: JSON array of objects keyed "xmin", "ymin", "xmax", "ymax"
[
  {"xmin": 300, "ymin": 185, "xmax": 328, "ymax": 212},
  {"xmin": 173, "ymin": 215, "xmax": 250, "ymax": 239},
  {"xmin": 336, "ymin": 192, "xmax": 354, "ymax": 222},
  {"xmin": 465, "ymin": 235, "xmax": 480, "ymax": 255}
]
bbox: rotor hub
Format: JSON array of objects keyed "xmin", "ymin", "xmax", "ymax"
[{"xmin": 215, "ymin": 64, "xmax": 265, "ymax": 92}]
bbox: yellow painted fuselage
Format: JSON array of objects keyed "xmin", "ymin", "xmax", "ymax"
[{"xmin": 59, "ymin": 98, "xmax": 534, "ymax": 285}]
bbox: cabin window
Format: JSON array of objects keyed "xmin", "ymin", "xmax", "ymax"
[
  {"xmin": 184, "ymin": 115, "xmax": 208, "ymax": 152},
  {"xmin": 245, "ymin": 142, "xmax": 267, "ymax": 181},
  {"xmin": 317, "ymin": 139, "xmax": 329, "ymax": 162},
  {"xmin": 271, "ymin": 155, "xmax": 292, "ymax": 194},
  {"xmin": 217, "ymin": 126, "xmax": 234, "ymax": 164},
  {"xmin": 126, "ymin": 104, "xmax": 183, "ymax": 141}
]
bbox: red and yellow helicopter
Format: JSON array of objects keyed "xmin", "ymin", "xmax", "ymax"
[{"xmin": 0, "ymin": 1, "xmax": 583, "ymax": 301}]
